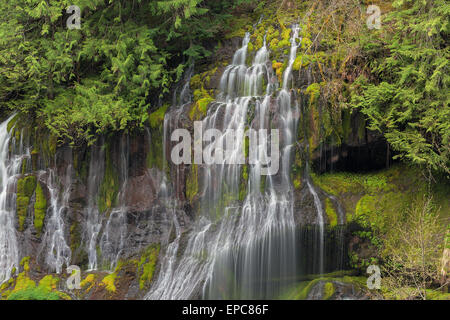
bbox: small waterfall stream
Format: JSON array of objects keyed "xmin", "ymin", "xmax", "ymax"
[
  {"xmin": 40, "ymin": 166, "xmax": 72, "ymax": 274},
  {"xmin": 306, "ymin": 180, "xmax": 325, "ymax": 275},
  {"xmin": 98, "ymin": 135, "xmax": 129, "ymax": 271},
  {"xmin": 0, "ymin": 115, "xmax": 27, "ymax": 284},
  {"xmin": 85, "ymin": 143, "xmax": 105, "ymax": 271}
]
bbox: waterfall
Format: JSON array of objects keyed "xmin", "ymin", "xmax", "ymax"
[
  {"xmin": 306, "ymin": 180, "xmax": 325, "ymax": 275},
  {"xmin": 98, "ymin": 135, "xmax": 129, "ymax": 271},
  {"xmin": 85, "ymin": 143, "xmax": 105, "ymax": 271},
  {"xmin": 40, "ymin": 165, "xmax": 72, "ymax": 274},
  {"xmin": 147, "ymin": 25, "xmax": 302, "ymax": 300},
  {"xmin": 0, "ymin": 115, "xmax": 26, "ymax": 284}
]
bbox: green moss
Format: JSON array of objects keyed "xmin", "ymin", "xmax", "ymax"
[
  {"xmin": 17, "ymin": 175, "xmax": 37, "ymax": 198},
  {"xmin": 6, "ymin": 114, "xmax": 19, "ymax": 133},
  {"xmin": 292, "ymin": 178, "xmax": 301, "ymax": 189},
  {"xmin": 80, "ymin": 274, "xmax": 96, "ymax": 292},
  {"xmin": 34, "ymin": 131, "xmax": 58, "ymax": 165},
  {"xmin": 16, "ymin": 196, "xmax": 30, "ymax": 231},
  {"xmin": 355, "ymin": 195, "xmax": 377, "ymax": 218},
  {"xmin": 2, "ymin": 257, "xmax": 65, "ymax": 300},
  {"xmin": 7, "ymin": 275, "xmax": 65, "ymax": 300},
  {"xmin": 247, "ymin": 42, "xmax": 254, "ymax": 54},
  {"xmin": 325, "ymin": 198, "xmax": 338, "ymax": 227},
  {"xmin": 322, "ymin": 282, "xmax": 335, "ymax": 300},
  {"xmin": 190, "ymin": 67, "xmax": 218, "ymax": 91},
  {"xmin": 138, "ymin": 244, "xmax": 160, "ymax": 290},
  {"xmin": 33, "ymin": 182, "xmax": 46, "ymax": 236},
  {"xmin": 281, "ymin": 275, "xmax": 366, "ymax": 300},
  {"xmin": 293, "ymin": 54, "xmax": 314, "ymax": 71},
  {"xmin": 98, "ymin": 144, "xmax": 119, "ymax": 214},
  {"xmin": 20, "ymin": 256, "xmax": 30, "ymax": 272},
  {"xmin": 190, "ymin": 74, "xmax": 202, "ymax": 90},
  {"xmin": 16, "ymin": 175, "xmax": 37, "ymax": 231},
  {"xmin": 149, "ymin": 104, "xmax": 168, "ymax": 129},
  {"xmin": 269, "ymin": 38, "xmax": 279, "ymax": 51},
  {"xmin": 146, "ymin": 127, "xmax": 165, "ymax": 170},
  {"xmin": 291, "ymin": 147, "xmax": 303, "ymax": 189},
  {"xmin": 21, "ymin": 158, "xmax": 28, "ymax": 175},
  {"xmin": 38, "ymin": 275, "xmax": 59, "ymax": 291},
  {"xmin": 425, "ymin": 289, "xmax": 450, "ymax": 300},
  {"xmin": 189, "ymin": 88, "xmax": 214, "ymax": 121},
  {"xmin": 99, "ymin": 260, "xmax": 126, "ymax": 294},
  {"xmin": 239, "ymin": 165, "xmax": 249, "ymax": 201},
  {"xmin": 306, "ymin": 83, "xmax": 321, "ymax": 106},
  {"xmin": 311, "ymin": 165, "xmax": 438, "ymax": 233},
  {"xmin": 272, "ymin": 60, "xmax": 284, "ymax": 83},
  {"xmin": 101, "ymin": 273, "xmax": 117, "ymax": 293},
  {"xmin": 186, "ymin": 164, "xmax": 199, "ymax": 203},
  {"xmin": 292, "ymin": 278, "xmax": 323, "ymax": 300}
]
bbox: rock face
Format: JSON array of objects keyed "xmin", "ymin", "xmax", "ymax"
[{"xmin": 0, "ymin": 124, "xmax": 195, "ymax": 299}]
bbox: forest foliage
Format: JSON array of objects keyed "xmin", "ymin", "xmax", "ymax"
[
  {"xmin": 0, "ymin": 0, "xmax": 252, "ymax": 145},
  {"xmin": 350, "ymin": 0, "xmax": 449, "ymax": 174}
]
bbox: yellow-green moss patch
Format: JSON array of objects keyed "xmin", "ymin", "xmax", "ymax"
[
  {"xmin": 149, "ymin": 104, "xmax": 169, "ymax": 129},
  {"xmin": 101, "ymin": 272, "xmax": 118, "ymax": 293},
  {"xmin": 138, "ymin": 244, "xmax": 160, "ymax": 290},
  {"xmin": 322, "ymin": 282, "xmax": 335, "ymax": 300},
  {"xmin": 33, "ymin": 182, "xmax": 46, "ymax": 235},
  {"xmin": 16, "ymin": 175, "xmax": 37, "ymax": 231},
  {"xmin": 325, "ymin": 198, "xmax": 338, "ymax": 227}
]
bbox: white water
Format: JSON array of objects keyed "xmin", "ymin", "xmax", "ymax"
[
  {"xmin": 306, "ymin": 180, "xmax": 325, "ymax": 275},
  {"xmin": 0, "ymin": 115, "xmax": 27, "ymax": 284},
  {"xmin": 41, "ymin": 166, "xmax": 72, "ymax": 274},
  {"xmin": 85, "ymin": 144, "xmax": 105, "ymax": 271},
  {"xmin": 147, "ymin": 26, "xmax": 302, "ymax": 300},
  {"xmin": 98, "ymin": 135, "xmax": 129, "ymax": 271}
]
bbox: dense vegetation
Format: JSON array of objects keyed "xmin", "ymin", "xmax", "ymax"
[
  {"xmin": 351, "ymin": 0, "xmax": 449, "ymax": 174},
  {"xmin": 0, "ymin": 0, "xmax": 252, "ymax": 145}
]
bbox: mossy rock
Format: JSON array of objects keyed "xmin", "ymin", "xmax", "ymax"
[
  {"xmin": 6, "ymin": 274, "xmax": 68, "ymax": 300},
  {"xmin": 325, "ymin": 198, "xmax": 338, "ymax": 227},
  {"xmin": 189, "ymin": 88, "xmax": 214, "ymax": 121},
  {"xmin": 17, "ymin": 175, "xmax": 37, "ymax": 198},
  {"xmin": 322, "ymin": 282, "xmax": 335, "ymax": 300},
  {"xmin": 186, "ymin": 164, "xmax": 199, "ymax": 203},
  {"xmin": 98, "ymin": 144, "xmax": 119, "ymax": 214},
  {"xmin": 149, "ymin": 104, "xmax": 169, "ymax": 129},
  {"xmin": 33, "ymin": 182, "xmax": 47, "ymax": 236},
  {"xmin": 138, "ymin": 244, "xmax": 160, "ymax": 290}
]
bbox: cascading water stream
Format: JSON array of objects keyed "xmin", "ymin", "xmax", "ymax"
[
  {"xmin": 147, "ymin": 25, "xmax": 302, "ymax": 300},
  {"xmin": 0, "ymin": 115, "xmax": 27, "ymax": 284},
  {"xmin": 306, "ymin": 179, "xmax": 325, "ymax": 275},
  {"xmin": 99, "ymin": 135, "xmax": 129, "ymax": 271},
  {"xmin": 40, "ymin": 165, "xmax": 73, "ymax": 274},
  {"xmin": 85, "ymin": 143, "xmax": 105, "ymax": 271}
]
